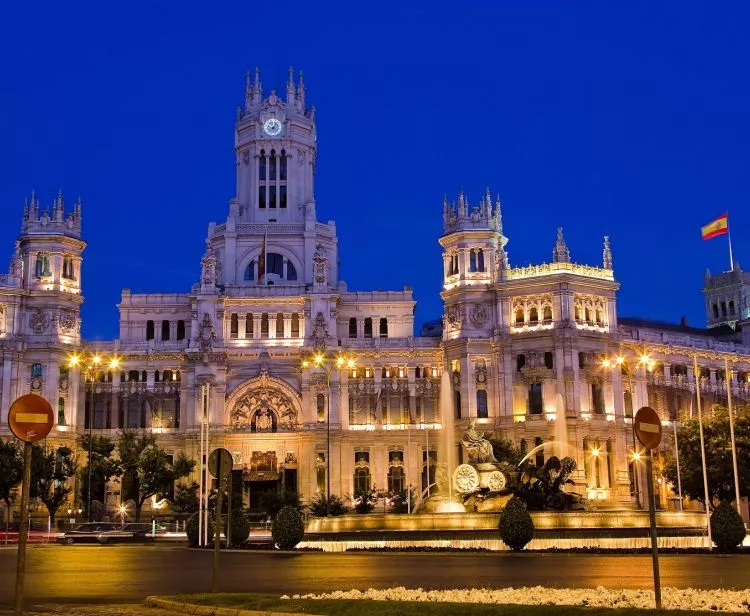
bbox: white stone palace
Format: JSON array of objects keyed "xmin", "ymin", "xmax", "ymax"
[{"xmin": 2, "ymin": 70, "xmax": 750, "ymax": 516}]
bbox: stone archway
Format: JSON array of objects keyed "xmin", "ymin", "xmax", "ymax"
[{"xmin": 225, "ymin": 373, "xmax": 302, "ymax": 432}]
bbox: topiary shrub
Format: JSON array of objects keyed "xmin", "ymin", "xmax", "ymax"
[
  {"xmin": 229, "ymin": 510, "xmax": 251, "ymax": 545},
  {"xmin": 186, "ymin": 513, "xmax": 214, "ymax": 548},
  {"xmin": 272, "ymin": 505, "xmax": 305, "ymax": 549},
  {"xmin": 710, "ymin": 501, "xmax": 746, "ymax": 551},
  {"xmin": 499, "ymin": 496, "xmax": 534, "ymax": 551}
]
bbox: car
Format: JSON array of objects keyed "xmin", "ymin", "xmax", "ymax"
[
  {"xmin": 97, "ymin": 523, "xmax": 154, "ymax": 544},
  {"xmin": 58, "ymin": 522, "xmax": 120, "ymax": 544}
]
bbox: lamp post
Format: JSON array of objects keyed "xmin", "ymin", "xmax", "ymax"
[
  {"xmin": 601, "ymin": 352, "xmax": 654, "ymax": 509},
  {"xmin": 67, "ymin": 352, "xmax": 120, "ymax": 521},
  {"xmin": 303, "ymin": 352, "xmax": 355, "ymax": 516}
]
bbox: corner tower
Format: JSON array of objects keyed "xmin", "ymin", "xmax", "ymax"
[{"xmin": 234, "ymin": 67, "xmax": 316, "ymax": 224}]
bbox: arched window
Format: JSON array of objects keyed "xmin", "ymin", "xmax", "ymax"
[
  {"xmin": 230, "ymin": 314, "xmax": 238, "ymax": 338},
  {"xmin": 354, "ymin": 466, "xmax": 371, "ymax": 496},
  {"xmin": 141, "ymin": 370, "xmax": 147, "ymax": 382},
  {"xmin": 476, "ymin": 390, "xmax": 488, "ymax": 418},
  {"xmin": 146, "ymin": 320, "xmax": 154, "ymax": 340},
  {"xmin": 161, "ymin": 320, "xmax": 170, "ymax": 341},
  {"xmin": 276, "ymin": 313, "xmax": 284, "ymax": 337},
  {"xmin": 379, "ymin": 318, "xmax": 388, "ymax": 338},
  {"xmin": 517, "ymin": 354, "xmax": 526, "ymax": 372},
  {"xmin": 62, "ymin": 256, "xmax": 74, "ymax": 280},
  {"xmin": 269, "ymin": 149, "xmax": 277, "ymax": 181},
  {"xmin": 286, "ymin": 261, "xmax": 297, "ymax": 280},
  {"xmin": 268, "ymin": 253, "xmax": 284, "ymax": 276},
  {"xmin": 244, "ymin": 261, "xmax": 255, "ymax": 281},
  {"xmin": 280, "ymin": 149, "xmax": 287, "ymax": 181},
  {"xmin": 387, "ymin": 461, "xmax": 405, "ymax": 493},
  {"xmin": 348, "ymin": 318, "xmax": 357, "ymax": 338},
  {"xmin": 543, "ymin": 306, "xmax": 552, "ymax": 322},
  {"xmin": 31, "ymin": 363, "xmax": 43, "ymax": 378},
  {"xmin": 34, "ymin": 253, "xmax": 50, "ymax": 277},
  {"xmin": 713, "ymin": 303, "xmax": 719, "ymax": 319},
  {"xmin": 515, "ymin": 309, "xmax": 524, "ymax": 325},
  {"xmin": 469, "ymin": 249, "xmax": 477, "ymax": 272},
  {"xmin": 529, "ymin": 307, "xmax": 539, "ymax": 324},
  {"xmin": 162, "ymin": 370, "xmax": 174, "ymax": 382},
  {"xmin": 721, "ymin": 302, "xmax": 727, "ymax": 317},
  {"xmin": 316, "ymin": 393, "xmax": 325, "ymax": 423},
  {"xmin": 176, "ymin": 320, "xmax": 185, "ymax": 340},
  {"xmin": 128, "ymin": 370, "xmax": 139, "ymax": 382},
  {"xmin": 260, "ymin": 313, "xmax": 269, "ymax": 337},
  {"xmin": 364, "ymin": 318, "xmax": 373, "ymax": 338},
  {"xmin": 729, "ymin": 300, "xmax": 736, "ymax": 315},
  {"xmin": 291, "ymin": 313, "xmax": 299, "ymax": 337},
  {"xmin": 259, "ymin": 149, "xmax": 266, "ymax": 181},
  {"xmin": 246, "ymin": 313, "xmax": 253, "ymax": 337},
  {"xmin": 477, "ymin": 249, "xmax": 485, "ymax": 272},
  {"xmin": 280, "ymin": 185, "xmax": 287, "ymax": 209}
]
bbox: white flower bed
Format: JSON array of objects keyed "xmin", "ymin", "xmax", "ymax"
[{"xmin": 281, "ymin": 586, "xmax": 750, "ymax": 612}]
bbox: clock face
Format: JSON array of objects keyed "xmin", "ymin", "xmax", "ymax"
[{"xmin": 263, "ymin": 118, "xmax": 282, "ymax": 136}]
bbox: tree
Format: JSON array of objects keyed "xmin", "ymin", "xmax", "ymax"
[
  {"xmin": 489, "ymin": 438, "xmax": 524, "ymax": 466},
  {"xmin": 31, "ymin": 445, "xmax": 77, "ymax": 525},
  {"xmin": 171, "ymin": 481, "xmax": 199, "ymax": 515},
  {"xmin": 260, "ymin": 489, "xmax": 302, "ymax": 519},
  {"xmin": 662, "ymin": 404, "xmax": 750, "ymax": 508},
  {"xmin": 499, "ymin": 496, "xmax": 534, "ymax": 551},
  {"xmin": 710, "ymin": 501, "xmax": 746, "ymax": 551},
  {"xmin": 77, "ymin": 435, "xmax": 121, "ymax": 518},
  {"xmin": 118, "ymin": 431, "xmax": 194, "ymax": 521},
  {"xmin": 0, "ymin": 439, "xmax": 23, "ymax": 523}
]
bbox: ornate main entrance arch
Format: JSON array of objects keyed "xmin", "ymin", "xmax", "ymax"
[{"xmin": 225, "ymin": 372, "xmax": 301, "ymax": 433}]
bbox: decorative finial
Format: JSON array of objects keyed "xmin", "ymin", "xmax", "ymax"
[
  {"xmin": 603, "ymin": 236, "xmax": 612, "ymax": 269},
  {"xmin": 552, "ymin": 227, "xmax": 570, "ymax": 263},
  {"xmin": 246, "ymin": 70, "xmax": 251, "ymax": 88},
  {"xmin": 286, "ymin": 66, "xmax": 296, "ymax": 103}
]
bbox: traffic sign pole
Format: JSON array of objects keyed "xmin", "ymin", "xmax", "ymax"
[
  {"xmin": 8, "ymin": 394, "xmax": 54, "ymax": 616},
  {"xmin": 634, "ymin": 406, "xmax": 663, "ymax": 611},
  {"xmin": 213, "ymin": 455, "xmax": 222, "ymax": 593},
  {"xmin": 14, "ymin": 442, "xmax": 32, "ymax": 616}
]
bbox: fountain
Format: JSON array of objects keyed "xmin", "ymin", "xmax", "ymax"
[{"xmin": 434, "ymin": 369, "xmax": 465, "ymax": 513}]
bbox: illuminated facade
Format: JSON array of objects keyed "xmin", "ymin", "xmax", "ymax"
[{"xmin": 2, "ymin": 70, "xmax": 750, "ymax": 516}]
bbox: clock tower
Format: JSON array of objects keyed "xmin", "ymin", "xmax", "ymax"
[{"xmin": 234, "ymin": 67, "xmax": 316, "ymax": 224}]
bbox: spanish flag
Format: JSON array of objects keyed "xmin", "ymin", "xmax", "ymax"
[{"xmin": 701, "ymin": 213, "xmax": 728, "ymax": 240}]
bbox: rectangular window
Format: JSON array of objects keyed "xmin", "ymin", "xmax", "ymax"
[
  {"xmin": 529, "ymin": 383, "xmax": 543, "ymax": 414},
  {"xmin": 279, "ymin": 185, "xmax": 287, "ymax": 209},
  {"xmin": 57, "ymin": 397, "xmax": 65, "ymax": 426},
  {"xmin": 592, "ymin": 383, "xmax": 604, "ymax": 414},
  {"xmin": 269, "ymin": 186, "xmax": 276, "ymax": 209},
  {"xmin": 363, "ymin": 318, "xmax": 372, "ymax": 338},
  {"xmin": 258, "ymin": 186, "xmax": 266, "ymax": 209},
  {"xmin": 454, "ymin": 390, "xmax": 462, "ymax": 419},
  {"xmin": 476, "ymin": 390, "xmax": 488, "ymax": 418}
]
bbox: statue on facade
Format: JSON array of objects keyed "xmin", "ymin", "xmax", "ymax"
[{"xmin": 200, "ymin": 248, "xmax": 218, "ymax": 289}]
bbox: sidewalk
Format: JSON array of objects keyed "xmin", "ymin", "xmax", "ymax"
[{"xmin": 0, "ymin": 604, "xmax": 184, "ymax": 616}]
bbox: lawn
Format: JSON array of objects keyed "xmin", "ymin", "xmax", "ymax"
[{"xmin": 155, "ymin": 593, "xmax": 727, "ymax": 616}]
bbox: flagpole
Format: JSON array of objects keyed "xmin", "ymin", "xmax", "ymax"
[{"xmin": 727, "ymin": 215, "xmax": 734, "ymax": 272}]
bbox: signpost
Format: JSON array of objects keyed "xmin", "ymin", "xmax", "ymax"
[
  {"xmin": 634, "ymin": 406, "xmax": 663, "ymax": 610},
  {"xmin": 8, "ymin": 394, "xmax": 54, "ymax": 616},
  {"xmin": 208, "ymin": 447, "xmax": 232, "ymax": 593}
]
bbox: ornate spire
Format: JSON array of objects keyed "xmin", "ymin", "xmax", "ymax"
[
  {"xmin": 552, "ymin": 227, "xmax": 570, "ymax": 263},
  {"xmin": 494, "ymin": 194, "xmax": 503, "ymax": 235},
  {"xmin": 457, "ymin": 190, "xmax": 467, "ymax": 217},
  {"xmin": 286, "ymin": 66, "xmax": 296, "ymax": 104},
  {"xmin": 603, "ymin": 236, "xmax": 612, "ymax": 269},
  {"xmin": 253, "ymin": 67, "xmax": 262, "ymax": 102},
  {"xmin": 297, "ymin": 70, "xmax": 306, "ymax": 110}
]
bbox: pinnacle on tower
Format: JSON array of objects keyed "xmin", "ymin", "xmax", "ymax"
[
  {"xmin": 603, "ymin": 236, "xmax": 613, "ymax": 269},
  {"xmin": 494, "ymin": 195, "xmax": 503, "ymax": 235},
  {"xmin": 253, "ymin": 67, "xmax": 262, "ymax": 101},
  {"xmin": 297, "ymin": 70, "xmax": 306, "ymax": 109},
  {"xmin": 552, "ymin": 227, "xmax": 571, "ymax": 263},
  {"xmin": 286, "ymin": 66, "xmax": 296, "ymax": 105}
]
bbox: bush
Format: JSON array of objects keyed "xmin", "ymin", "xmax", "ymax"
[
  {"xmin": 390, "ymin": 488, "xmax": 415, "ymax": 514},
  {"xmin": 309, "ymin": 493, "xmax": 349, "ymax": 517},
  {"xmin": 710, "ymin": 501, "xmax": 746, "ymax": 551},
  {"xmin": 260, "ymin": 489, "xmax": 302, "ymax": 519},
  {"xmin": 186, "ymin": 513, "xmax": 214, "ymax": 548},
  {"xmin": 229, "ymin": 510, "xmax": 251, "ymax": 545},
  {"xmin": 272, "ymin": 505, "xmax": 305, "ymax": 549},
  {"xmin": 499, "ymin": 496, "xmax": 534, "ymax": 551},
  {"xmin": 354, "ymin": 489, "xmax": 376, "ymax": 514}
]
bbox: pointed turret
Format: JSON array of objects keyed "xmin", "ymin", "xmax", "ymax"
[
  {"xmin": 552, "ymin": 227, "xmax": 570, "ymax": 263},
  {"xmin": 286, "ymin": 66, "xmax": 296, "ymax": 106},
  {"xmin": 297, "ymin": 70, "xmax": 306, "ymax": 111},
  {"xmin": 603, "ymin": 236, "xmax": 612, "ymax": 269},
  {"xmin": 252, "ymin": 67, "xmax": 262, "ymax": 104}
]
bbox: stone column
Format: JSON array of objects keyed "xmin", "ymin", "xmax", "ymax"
[{"xmin": 283, "ymin": 314, "xmax": 292, "ymax": 339}]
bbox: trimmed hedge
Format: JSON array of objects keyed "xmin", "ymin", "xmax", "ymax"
[
  {"xmin": 710, "ymin": 501, "xmax": 746, "ymax": 551},
  {"xmin": 499, "ymin": 496, "xmax": 534, "ymax": 551},
  {"xmin": 186, "ymin": 513, "xmax": 214, "ymax": 548},
  {"xmin": 230, "ymin": 510, "xmax": 251, "ymax": 545},
  {"xmin": 272, "ymin": 505, "xmax": 305, "ymax": 549}
]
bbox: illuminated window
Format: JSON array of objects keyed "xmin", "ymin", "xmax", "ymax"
[
  {"xmin": 476, "ymin": 390, "xmax": 488, "ymax": 418},
  {"xmin": 57, "ymin": 397, "xmax": 65, "ymax": 426},
  {"xmin": 260, "ymin": 313, "xmax": 269, "ymax": 337},
  {"xmin": 477, "ymin": 249, "xmax": 485, "ymax": 272},
  {"xmin": 364, "ymin": 318, "xmax": 373, "ymax": 338},
  {"xmin": 31, "ymin": 363, "xmax": 42, "ymax": 378}
]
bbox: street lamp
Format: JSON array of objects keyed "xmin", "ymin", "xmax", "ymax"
[
  {"xmin": 601, "ymin": 352, "xmax": 654, "ymax": 509},
  {"xmin": 302, "ymin": 352, "xmax": 355, "ymax": 516},
  {"xmin": 68, "ymin": 351, "xmax": 120, "ymax": 521},
  {"xmin": 118, "ymin": 504, "xmax": 127, "ymax": 526}
]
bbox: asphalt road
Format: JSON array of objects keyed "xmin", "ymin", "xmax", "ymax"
[{"xmin": 0, "ymin": 545, "xmax": 748, "ymax": 605}]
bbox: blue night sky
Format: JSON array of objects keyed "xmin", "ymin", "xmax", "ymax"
[{"xmin": 1, "ymin": 2, "xmax": 748, "ymax": 340}]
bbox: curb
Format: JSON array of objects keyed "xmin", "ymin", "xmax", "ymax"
[{"xmin": 145, "ymin": 596, "xmax": 323, "ymax": 616}]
